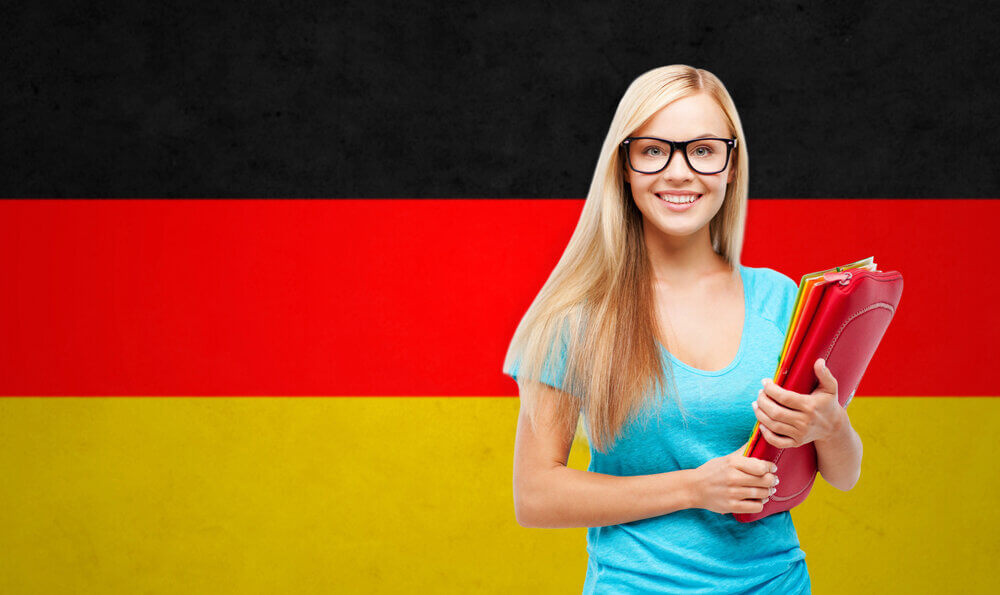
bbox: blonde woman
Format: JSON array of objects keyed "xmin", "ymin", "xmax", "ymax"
[{"xmin": 504, "ymin": 65, "xmax": 862, "ymax": 593}]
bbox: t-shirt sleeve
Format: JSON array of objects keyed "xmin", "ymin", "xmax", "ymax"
[
  {"xmin": 758, "ymin": 267, "xmax": 800, "ymax": 335},
  {"xmin": 503, "ymin": 326, "xmax": 570, "ymax": 392},
  {"xmin": 774, "ymin": 273, "xmax": 800, "ymax": 333}
]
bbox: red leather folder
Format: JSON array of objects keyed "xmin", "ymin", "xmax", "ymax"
[{"xmin": 734, "ymin": 267, "xmax": 904, "ymax": 523}]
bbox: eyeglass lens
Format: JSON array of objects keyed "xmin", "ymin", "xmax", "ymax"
[{"xmin": 628, "ymin": 139, "xmax": 730, "ymax": 174}]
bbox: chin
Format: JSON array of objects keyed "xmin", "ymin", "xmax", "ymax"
[{"xmin": 651, "ymin": 219, "xmax": 706, "ymax": 238}]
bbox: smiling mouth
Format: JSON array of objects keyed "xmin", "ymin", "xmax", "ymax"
[{"xmin": 656, "ymin": 193, "xmax": 702, "ymax": 204}]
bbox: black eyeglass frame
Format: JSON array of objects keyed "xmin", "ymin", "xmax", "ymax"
[{"xmin": 620, "ymin": 136, "xmax": 738, "ymax": 175}]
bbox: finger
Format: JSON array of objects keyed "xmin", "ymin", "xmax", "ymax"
[
  {"xmin": 736, "ymin": 499, "xmax": 766, "ymax": 514},
  {"xmin": 743, "ymin": 474, "xmax": 779, "ymax": 497},
  {"xmin": 738, "ymin": 486, "xmax": 772, "ymax": 505},
  {"xmin": 734, "ymin": 468, "xmax": 772, "ymax": 488},
  {"xmin": 759, "ymin": 422, "xmax": 797, "ymax": 449},
  {"xmin": 815, "ymin": 358, "xmax": 839, "ymax": 395},
  {"xmin": 754, "ymin": 391, "xmax": 803, "ymax": 433},
  {"xmin": 761, "ymin": 378, "xmax": 805, "ymax": 411},
  {"xmin": 759, "ymin": 472, "xmax": 779, "ymax": 489},
  {"xmin": 735, "ymin": 454, "xmax": 776, "ymax": 476}
]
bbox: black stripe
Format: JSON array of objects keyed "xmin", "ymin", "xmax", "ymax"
[{"xmin": 2, "ymin": 0, "xmax": 997, "ymax": 198}]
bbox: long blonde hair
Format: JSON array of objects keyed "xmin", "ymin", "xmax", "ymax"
[{"xmin": 502, "ymin": 65, "xmax": 750, "ymax": 453}]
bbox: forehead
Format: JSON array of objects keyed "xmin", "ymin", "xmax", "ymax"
[{"xmin": 632, "ymin": 93, "xmax": 730, "ymax": 139}]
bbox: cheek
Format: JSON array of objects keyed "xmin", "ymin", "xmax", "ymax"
[
  {"xmin": 625, "ymin": 171, "xmax": 642, "ymax": 189},
  {"xmin": 709, "ymin": 179, "xmax": 729, "ymax": 200},
  {"xmin": 625, "ymin": 176, "xmax": 652, "ymax": 201},
  {"xmin": 701, "ymin": 185, "xmax": 727, "ymax": 217}
]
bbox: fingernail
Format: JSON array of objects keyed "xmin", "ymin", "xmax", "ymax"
[
  {"xmin": 761, "ymin": 378, "xmax": 768, "ymax": 386},
  {"xmin": 752, "ymin": 400, "xmax": 758, "ymax": 409},
  {"xmin": 762, "ymin": 497, "xmax": 769, "ymax": 504},
  {"xmin": 771, "ymin": 464, "xmax": 778, "ymax": 473},
  {"xmin": 773, "ymin": 477, "xmax": 780, "ymax": 486},
  {"xmin": 770, "ymin": 487, "xmax": 776, "ymax": 495}
]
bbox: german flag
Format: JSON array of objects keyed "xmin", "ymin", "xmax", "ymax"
[{"xmin": 2, "ymin": 2, "xmax": 997, "ymax": 593}]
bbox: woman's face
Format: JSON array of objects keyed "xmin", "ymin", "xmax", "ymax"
[{"xmin": 623, "ymin": 92, "xmax": 736, "ymax": 242}]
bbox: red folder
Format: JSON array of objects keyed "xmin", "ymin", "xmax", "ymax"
[{"xmin": 734, "ymin": 261, "xmax": 904, "ymax": 523}]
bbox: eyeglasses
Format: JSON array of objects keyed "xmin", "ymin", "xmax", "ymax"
[{"xmin": 621, "ymin": 136, "xmax": 738, "ymax": 175}]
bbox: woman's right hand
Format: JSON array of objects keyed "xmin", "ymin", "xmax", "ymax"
[{"xmin": 691, "ymin": 442, "xmax": 779, "ymax": 515}]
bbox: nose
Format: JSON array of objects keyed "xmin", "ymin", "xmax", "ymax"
[{"xmin": 661, "ymin": 148, "xmax": 694, "ymax": 180}]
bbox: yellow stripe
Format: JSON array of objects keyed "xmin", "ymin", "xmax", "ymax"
[{"xmin": 0, "ymin": 397, "xmax": 997, "ymax": 593}]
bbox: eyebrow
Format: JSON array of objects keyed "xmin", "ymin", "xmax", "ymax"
[{"xmin": 679, "ymin": 133, "xmax": 725, "ymax": 139}]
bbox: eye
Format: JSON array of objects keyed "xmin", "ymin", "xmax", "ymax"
[
  {"xmin": 691, "ymin": 145, "xmax": 715, "ymax": 157},
  {"xmin": 643, "ymin": 146, "xmax": 664, "ymax": 157}
]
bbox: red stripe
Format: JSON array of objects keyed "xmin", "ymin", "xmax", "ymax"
[{"xmin": 0, "ymin": 199, "xmax": 987, "ymax": 396}]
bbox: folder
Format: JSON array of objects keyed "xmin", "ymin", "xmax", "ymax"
[{"xmin": 734, "ymin": 257, "xmax": 904, "ymax": 523}]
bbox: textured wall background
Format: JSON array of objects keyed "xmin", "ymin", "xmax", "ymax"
[{"xmin": 2, "ymin": 0, "xmax": 998, "ymax": 198}]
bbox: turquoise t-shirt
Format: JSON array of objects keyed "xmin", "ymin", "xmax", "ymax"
[{"xmin": 507, "ymin": 264, "xmax": 810, "ymax": 594}]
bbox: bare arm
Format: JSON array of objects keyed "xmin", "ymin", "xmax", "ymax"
[
  {"xmin": 815, "ymin": 407, "xmax": 863, "ymax": 491},
  {"xmin": 512, "ymin": 381, "xmax": 699, "ymax": 528}
]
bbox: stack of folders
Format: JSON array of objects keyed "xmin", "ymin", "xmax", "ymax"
[{"xmin": 735, "ymin": 256, "xmax": 904, "ymax": 523}]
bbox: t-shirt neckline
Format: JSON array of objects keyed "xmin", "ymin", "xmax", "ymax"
[{"xmin": 656, "ymin": 264, "xmax": 749, "ymax": 377}]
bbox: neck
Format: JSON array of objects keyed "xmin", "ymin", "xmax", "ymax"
[{"xmin": 642, "ymin": 219, "xmax": 731, "ymax": 287}]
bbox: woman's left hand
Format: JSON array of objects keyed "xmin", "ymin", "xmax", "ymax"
[{"xmin": 752, "ymin": 358, "xmax": 845, "ymax": 448}]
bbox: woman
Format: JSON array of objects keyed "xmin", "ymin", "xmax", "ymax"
[{"xmin": 503, "ymin": 65, "xmax": 863, "ymax": 593}]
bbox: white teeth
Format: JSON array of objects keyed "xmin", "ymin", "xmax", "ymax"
[{"xmin": 658, "ymin": 193, "xmax": 701, "ymax": 204}]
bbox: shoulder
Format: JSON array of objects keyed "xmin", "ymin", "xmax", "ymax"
[
  {"xmin": 742, "ymin": 265, "xmax": 798, "ymax": 330},
  {"xmin": 744, "ymin": 265, "xmax": 797, "ymax": 294}
]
